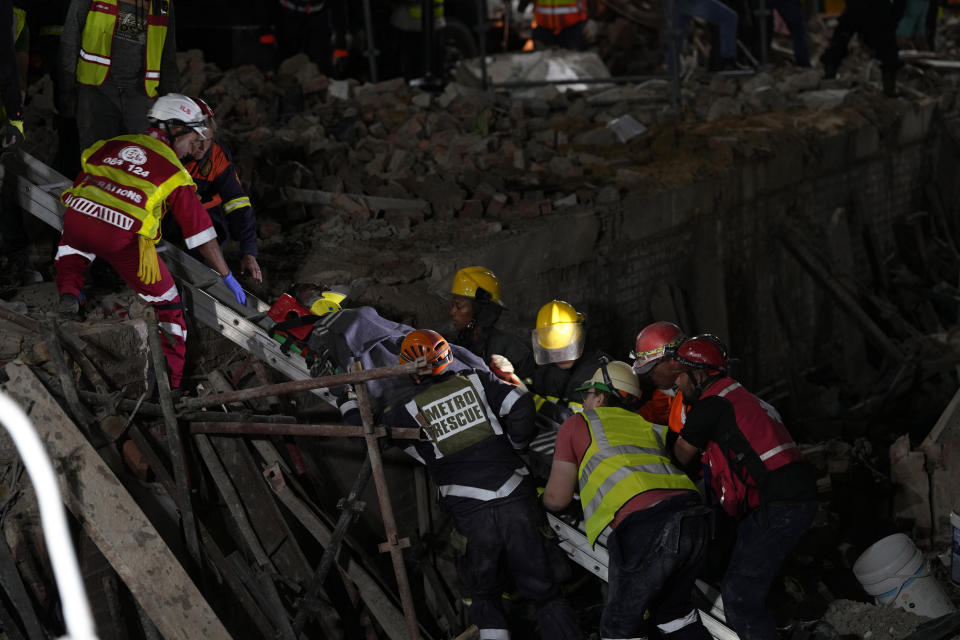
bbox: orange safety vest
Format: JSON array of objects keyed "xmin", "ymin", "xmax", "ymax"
[
  {"xmin": 76, "ymin": 0, "xmax": 170, "ymax": 98},
  {"xmin": 534, "ymin": 0, "xmax": 587, "ymax": 34}
]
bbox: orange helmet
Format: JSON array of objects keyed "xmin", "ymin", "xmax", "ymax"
[
  {"xmin": 631, "ymin": 321, "xmax": 686, "ymax": 374},
  {"xmin": 399, "ymin": 329, "xmax": 453, "ymax": 375}
]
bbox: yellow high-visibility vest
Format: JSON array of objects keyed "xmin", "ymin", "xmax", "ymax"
[{"xmin": 76, "ymin": 0, "xmax": 170, "ymax": 97}]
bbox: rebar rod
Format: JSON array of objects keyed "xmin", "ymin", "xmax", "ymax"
[
  {"xmin": 177, "ymin": 360, "xmax": 428, "ymax": 411},
  {"xmin": 189, "ymin": 421, "xmax": 421, "ymax": 440}
]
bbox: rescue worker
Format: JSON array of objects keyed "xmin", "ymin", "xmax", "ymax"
[
  {"xmin": 1, "ymin": 0, "xmax": 45, "ymax": 287},
  {"xmin": 670, "ymin": 335, "xmax": 818, "ymax": 640},
  {"xmin": 54, "ymin": 93, "xmax": 246, "ymax": 390},
  {"xmin": 543, "ymin": 360, "xmax": 712, "ymax": 640},
  {"xmin": 820, "ymin": 0, "xmax": 905, "ymax": 97},
  {"xmin": 59, "ymin": 0, "xmax": 179, "ymax": 151},
  {"xmin": 530, "ymin": 299, "xmax": 606, "ymax": 428},
  {"xmin": 276, "ymin": 0, "xmax": 350, "ymax": 76},
  {"xmin": 388, "ymin": 0, "xmax": 445, "ymax": 79},
  {"xmin": 448, "ymin": 266, "xmax": 535, "ymax": 382},
  {"xmin": 173, "ymin": 96, "xmax": 262, "ymax": 284},
  {"xmin": 631, "ymin": 321, "xmax": 688, "ymax": 431},
  {"xmin": 338, "ymin": 329, "xmax": 582, "ymax": 640},
  {"xmin": 520, "ymin": 0, "xmax": 588, "ymax": 50}
]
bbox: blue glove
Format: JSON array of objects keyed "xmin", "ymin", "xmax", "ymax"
[{"xmin": 223, "ymin": 271, "xmax": 246, "ymax": 306}]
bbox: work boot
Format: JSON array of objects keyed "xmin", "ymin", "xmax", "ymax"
[{"xmin": 57, "ymin": 293, "xmax": 80, "ymax": 318}]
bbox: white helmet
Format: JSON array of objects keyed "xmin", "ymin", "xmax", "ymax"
[{"xmin": 147, "ymin": 93, "xmax": 212, "ymax": 139}]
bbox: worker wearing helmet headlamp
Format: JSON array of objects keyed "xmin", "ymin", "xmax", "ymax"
[
  {"xmin": 448, "ymin": 266, "xmax": 535, "ymax": 384},
  {"xmin": 543, "ymin": 359, "xmax": 712, "ymax": 640},
  {"xmin": 337, "ymin": 329, "xmax": 582, "ymax": 640},
  {"xmin": 54, "ymin": 93, "xmax": 245, "ymax": 391},
  {"xmin": 631, "ymin": 321, "xmax": 689, "ymax": 431},
  {"xmin": 529, "ymin": 299, "xmax": 607, "ymax": 428},
  {"xmin": 670, "ymin": 335, "xmax": 817, "ymax": 640}
]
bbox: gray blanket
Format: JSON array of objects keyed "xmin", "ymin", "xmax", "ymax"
[{"xmin": 307, "ymin": 306, "xmax": 488, "ymax": 414}]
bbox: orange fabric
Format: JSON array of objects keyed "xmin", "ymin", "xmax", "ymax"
[
  {"xmin": 668, "ymin": 390, "xmax": 687, "ymax": 433},
  {"xmin": 637, "ymin": 388, "xmax": 671, "ymax": 425}
]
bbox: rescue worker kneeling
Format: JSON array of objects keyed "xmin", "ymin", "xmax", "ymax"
[
  {"xmin": 338, "ymin": 329, "xmax": 582, "ymax": 640},
  {"xmin": 543, "ymin": 360, "xmax": 713, "ymax": 640}
]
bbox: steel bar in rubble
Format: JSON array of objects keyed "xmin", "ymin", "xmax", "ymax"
[
  {"xmin": 292, "ymin": 457, "xmax": 373, "ymax": 633},
  {"xmin": 127, "ymin": 425, "xmax": 279, "ymax": 640},
  {"xmin": 777, "ymin": 226, "xmax": 907, "ymax": 364},
  {"xmin": 189, "ymin": 421, "xmax": 421, "ymax": 440},
  {"xmin": 177, "ymin": 360, "xmax": 429, "ymax": 411},
  {"xmin": 354, "ymin": 362, "xmax": 422, "ymax": 640},
  {"xmin": 144, "ymin": 308, "xmax": 202, "ymax": 568}
]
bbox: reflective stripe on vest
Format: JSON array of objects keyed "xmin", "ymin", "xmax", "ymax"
[
  {"xmin": 76, "ymin": 0, "xmax": 169, "ymax": 97},
  {"xmin": 405, "ymin": 373, "xmax": 503, "ymax": 458},
  {"xmin": 438, "ymin": 467, "xmax": 528, "ymax": 500},
  {"xmin": 579, "ymin": 407, "xmax": 696, "ymax": 546},
  {"xmin": 534, "ymin": 0, "xmax": 586, "ymax": 30},
  {"xmin": 714, "ymin": 382, "xmax": 799, "ymax": 462},
  {"xmin": 63, "ymin": 134, "xmax": 193, "ymax": 240},
  {"xmin": 144, "ymin": 4, "xmax": 170, "ymax": 97}
]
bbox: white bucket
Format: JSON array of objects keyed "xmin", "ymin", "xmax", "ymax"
[
  {"xmin": 852, "ymin": 533, "xmax": 956, "ymax": 619},
  {"xmin": 952, "ymin": 511, "xmax": 960, "ymax": 587}
]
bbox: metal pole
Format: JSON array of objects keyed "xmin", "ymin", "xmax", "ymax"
[
  {"xmin": 422, "ymin": 0, "xmax": 436, "ymax": 81},
  {"xmin": 189, "ymin": 421, "xmax": 421, "ymax": 440},
  {"xmin": 291, "ymin": 457, "xmax": 372, "ymax": 633},
  {"xmin": 353, "ymin": 362, "xmax": 421, "ymax": 640},
  {"xmin": 178, "ymin": 360, "xmax": 428, "ymax": 411},
  {"xmin": 361, "ymin": 0, "xmax": 379, "ymax": 81},
  {"xmin": 756, "ymin": 0, "xmax": 768, "ymax": 68},
  {"xmin": 666, "ymin": 0, "xmax": 682, "ymax": 108},
  {"xmin": 475, "ymin": 0, "xmax": 488, "ymax": 90}
]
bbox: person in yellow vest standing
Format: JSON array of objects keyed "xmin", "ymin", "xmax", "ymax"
[
  {"xmin": 54, "ymin": 94, "xmax": 246, "ymax": 392},
  {"xmin": 521, "ymin": 0, "xmax": 588, "ymax": 50},
  {"xmin": 59, "ymin": 0, "xmax": 178, "ymax": 152},
  {"xmin": 543, "ymin": 360, "xmax": 713, "ymax": 640}
]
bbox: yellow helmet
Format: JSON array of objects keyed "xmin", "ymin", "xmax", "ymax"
[
  {"xmin": 575, "ymin": 360, "xmax": 641, "ymax": 400},
  {"xmin": 308, "ymin": 290, "xmax": 347, "ymax": 317},
  {"xmin": 450, "ymin": 266, "xmax": 503, "ymax": 306},
  {"xmin": 531, "ymin": 300, "xmax": 585, "ymax": 365}
]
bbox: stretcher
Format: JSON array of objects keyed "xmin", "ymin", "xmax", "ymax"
[{"xmin": 7, "ymin": 149, "xmax": 738, "ymax": 639}]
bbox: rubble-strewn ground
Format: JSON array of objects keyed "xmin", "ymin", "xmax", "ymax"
[{"xmin": 6, "ymin": 10, "xmax": 960, "ymax": 640}]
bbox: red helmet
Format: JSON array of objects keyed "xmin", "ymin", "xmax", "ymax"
[
  {"xmin": 672, "ymin": 335, "xmax": 728, "ymax": 374},
  {"xmin": 399, "ymin": 329, "xmax": 453, "ymax": 375},
  {"xmin": 631, "ymin": 321, "xmax": 686, "ymax": 374}
]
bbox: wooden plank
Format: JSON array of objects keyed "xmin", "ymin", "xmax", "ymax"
[{"xmin": 2, "ymin": 362, "xmax": 231, "ymax": 640}]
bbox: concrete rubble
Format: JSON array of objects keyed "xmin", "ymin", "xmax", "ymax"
[{"xmin": 4, "ymin": 11, "xmax": 960, "ymax": 640}]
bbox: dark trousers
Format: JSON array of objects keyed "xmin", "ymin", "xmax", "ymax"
[
  {"xmin": 602, "ymin": 494, "xmax": 713, "ymax": 640},
  {"xmin": 821, "ymin": 0, "xmax": 901, "ymax": 73},
  {"xmin": 453, "ymin": 494, "xmax": 581, "ymax": 639},
  {"xmin": 532, "ymin": 21, "xmax": 587, "ymax": 51},
  {"xmin": 721, "ymin": 501, "xmax": 818, "ymax": 640}
]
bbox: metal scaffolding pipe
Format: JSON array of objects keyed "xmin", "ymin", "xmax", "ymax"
[
  {"xmin": 354, "ymin": 363, "xmax": 421, "ymax": 639},
  {"xmin": 189, "ymin": 422, "xmax": 421, "ymax": 440},
  {"xmin": 177, "ymin": 360, "xmax": 428, "ymax": 411}
]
